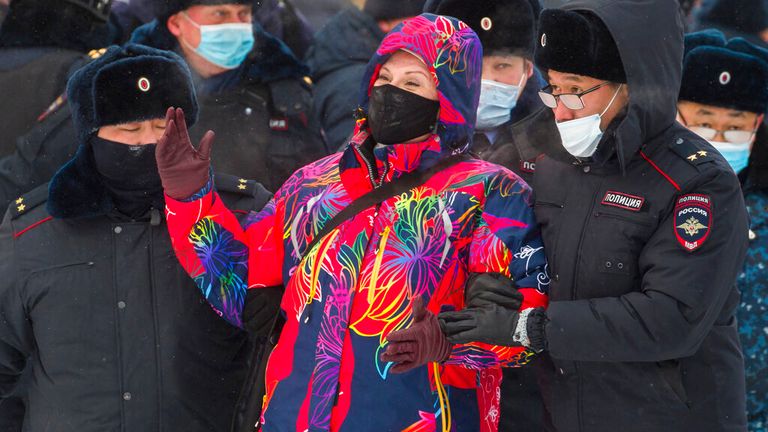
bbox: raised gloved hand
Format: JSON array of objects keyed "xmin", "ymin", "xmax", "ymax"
[
  {"xmin": 380, "ymin": 297, "xmax": 453, "ymax": 374},
  {"xmin": 464, "ymin": 273, "xmax": 523, "ymax": 310},
  {"xmin": 439, "ymin": 306, "xmax": 548, "ymax": 353},
  {"xmin": 243, "ymin": 286, "xmax": 284, "ymax": 337},
  {"xmin": 156, "ymin": 107, "xmax": 214, "ymax": 200}
]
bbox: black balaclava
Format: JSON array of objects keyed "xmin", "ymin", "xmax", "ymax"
[{"xmin": 91, "ymin": 136, "xmax": 164, "ymax": 219}]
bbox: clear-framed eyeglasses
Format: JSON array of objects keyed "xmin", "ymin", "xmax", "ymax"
[
  {"xmin": 678, "ymin": 112, "xmax": 760, "ymax": 144},
  {"xmin": 538, "ymin": 81, "xmax": 612, "ymax": 110},
  {"xmin": 687, "ymin": 127, "xmax": 756, "ymax": 144}
]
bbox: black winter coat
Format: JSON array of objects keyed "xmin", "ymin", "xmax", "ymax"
[
  {"xmin": 532, "ymin": 1, "xmax": 749, "ymax": 431},
  {"xmin": 0, "ymin": 173, "xmax": 272, "ymax": 432},
  {"xmin": 0, "ymin": 47, "xmax": 85, "ymax": 157},
  {"xmin": 304, "ymin": 6, "xmax": 385, "ymax": 151}
]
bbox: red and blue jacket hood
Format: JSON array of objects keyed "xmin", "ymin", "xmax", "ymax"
[{"xmin": 356, "ymin": 13, "xmax": 483, "ymax": 156}]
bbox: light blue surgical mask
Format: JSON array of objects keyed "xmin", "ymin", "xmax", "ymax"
[
  {"xmin": 182, "ymin": 12, "xmax": 254, "ymax": 70},
  {"xmin": 709, "ymin": 140, "xmax": 751, "ymax": 173},
  {"xmin": 476, "ymin": 77, "xmax": 524, "ymax": 131}
]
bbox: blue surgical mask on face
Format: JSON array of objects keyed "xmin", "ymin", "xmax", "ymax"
[
  {"xmin": 181, "ymin": 12, "xmax": 254, "ymax": 70},
  {"xmin": 708, "ymin": 140, "xmax": 751, "ymax": 173},
  {"xmin": 476, "ymin": 77, "xmax": 524, "ymax": 131}
]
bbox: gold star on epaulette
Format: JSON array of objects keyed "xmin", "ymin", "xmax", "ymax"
[
  {"xmin": 687, "ymin": 154, "xmax": 698, "ymax": 161},
  {"xmin": 238, "ymin": 178, "xmax": 247, "ymax": 183},
  {"xmin": 238, "ymin": 184, "xmax": 247, "ymax": 190},
  {"xmin": 303, "ymin": 76, "xmax": 313, "ymax": 86},
  {"xmin": 88, "ymin": 48, "xmax": 107, "ymax": 59},
  {"xmin": 17, "ymin": 204, "xmax": 26, "ymax": 212},
  {"xmin": 697, "ymin": 150, "xmax": 708, "ymax": 157},
  {"xmin": 15, "ymin": 197, "xmax": 24, "ymax": 205}
]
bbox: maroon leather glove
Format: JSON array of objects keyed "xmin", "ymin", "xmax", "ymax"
[
  {"xmin": 380, "ymin": 296, "xmax": 453, "ymax": 374},
  {"xmin": 156, "ymin": 107, "xmax": 214, "ymax": 200}
]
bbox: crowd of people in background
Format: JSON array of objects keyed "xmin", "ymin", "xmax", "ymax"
[{"xmin": 0, "ymin": 0, "xmax": 767, "ymax": 431}]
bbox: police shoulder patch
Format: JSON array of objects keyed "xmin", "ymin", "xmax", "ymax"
[{"xmin": 674, "ymin": 194, "xmax": 712, "ymax": 252}]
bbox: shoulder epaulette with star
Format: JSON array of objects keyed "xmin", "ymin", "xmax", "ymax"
[
  {"xmin": 216, "ymin": 173, "xmax": 260, "ymax": 196},
  {"xmin": 669, "ymin": 135, "xmax": 716, "ymax": 167},
  {"xmin": 10, "ymin": 183, "xmax": 49, "ymax": 220}
]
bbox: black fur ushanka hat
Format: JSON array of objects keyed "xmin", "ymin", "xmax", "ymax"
[
  {"xmin": 534, "ymin": 8, "xmax": 626, "ymax": 83},
  {"xmin": 66, "ymin": 43, "xmax": 199, "ymax": 142},
  {"xmin": 432, "ymin": 0, "xmax": 541, "ymax": 58},
  {"xmin": 679, "ymin": 29, "xmax": 768, "ymax": 114}
]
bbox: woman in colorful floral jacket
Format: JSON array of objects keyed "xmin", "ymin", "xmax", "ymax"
[{"xmin": 156, "ymin": 13, "xmax": 549, "ymax": 432}]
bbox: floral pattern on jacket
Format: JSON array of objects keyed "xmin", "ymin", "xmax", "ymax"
[{"xmin": 164, "ymin": 14, "xmax": 548, "ymax": 432}]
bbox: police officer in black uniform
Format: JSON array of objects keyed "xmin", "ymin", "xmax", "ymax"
[
  {"xmin": 0, "ymin": 0, "xmax": 113, "ymax": 156},
  {"xmin": 0, "ymin": 0, "xmax": 327, "ymax": 211},
  {"xmin": 429, "ymin": 0, "xmax": 553, "ymax": 187},
  {"xmin": 440, "ymin": 1, "xmax": 750, "ymax": 431},
  {"xmin": 0, "ymin": 44, "xmax": 279, "ymax": 432}
]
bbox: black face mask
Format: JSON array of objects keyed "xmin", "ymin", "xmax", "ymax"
[
  {"xmin": 91, "ymin": 136, "xmax": 164, "ymax": 218},
  {"xmin": 367, "ymin": 84, "xmax": 441, "ymax": 145}
]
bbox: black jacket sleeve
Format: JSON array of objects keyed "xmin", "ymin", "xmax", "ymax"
[
  {"xmin": 0, "ymin": 108, "xmax": 77, "ymax": 211},
  {"xmin": 0, "ymin": 211, "xmax": 34, "ymax": 399},
  {"xmin": 545, "ymin": 168, "xmax": 749, "ymax": 362}
]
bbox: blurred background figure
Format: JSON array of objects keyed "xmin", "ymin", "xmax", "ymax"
[
  {"xmin": 0, "ymin": 0, "xmax": 114, "ymax": 156},
  {"xmin": 253, "ymin": 0, "xmax": 314, "ymax": 58},
  {"xmin": 693, "ymin": 0, "xmax": 768, "ymax": 47},
  {"xmin": 109, "ymin": 0, "xmax": 314, "ymax": 58},
  {"xmin": 291, "ymin": 0, "xmax": 352, "ymax": 30},
  {"xmin": 110, "ymin": 0, "xmax": 157, "ymax": 41},
  {"xmin": 305, "ymin": 0, "xmax": 425, "ymax": 151},
  {"xmin": 676, "ymin": 29, "xmax": 768, "ymax": 431}
]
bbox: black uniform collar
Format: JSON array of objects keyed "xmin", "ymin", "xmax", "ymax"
[{"xmin": 743, "ymin": 123, "xmax": 768, "ymax": 192}]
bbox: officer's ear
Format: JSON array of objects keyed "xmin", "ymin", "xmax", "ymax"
[
  {"xmin": 167, "ymin": 13, "xmax": 184, "ymax": 38},
  {"xmin": 524, "ymin": 60, "xmax": 535, "ymax": 80}
]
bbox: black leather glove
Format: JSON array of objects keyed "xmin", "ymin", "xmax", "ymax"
[
  {"xmin": 464, "ymin": 273, "xmax": 523, "ymax": 310},
  {"xmin": 439, "ymin": 306, "xmax": 548, "ymax": 353},
  {"xmin": 242, "ymin": 286, "xmax": 283, "ymax": 337}
]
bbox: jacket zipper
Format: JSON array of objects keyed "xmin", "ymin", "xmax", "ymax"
[{"xmin": 353, "ymin": 145, "xmax": 388, "ymax": 190}]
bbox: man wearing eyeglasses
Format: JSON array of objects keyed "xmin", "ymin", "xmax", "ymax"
[
  {"xmin": 676, "ymin": 29, "xmax": 768, "ymax": 431},
  {"xmin": 438, "ymin": 1, "xmax": 750, "ymax": 431}
]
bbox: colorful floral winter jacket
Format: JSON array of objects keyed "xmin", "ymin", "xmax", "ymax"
[{"xmin": 164, "ymin": 14, "xmax": 549, "ymax": 432}]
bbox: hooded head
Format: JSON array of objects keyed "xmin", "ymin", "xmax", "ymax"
[
  {"xmin": 534, "ymin": 0, "xmax": 684, "ymax": 167},
  {"xmin": 48, "ymin": 44, "xmax": 199, "ymax": 219},
  {"xmin": 357, "ymin": 13, "xmax": 483, "ymax": 154}
]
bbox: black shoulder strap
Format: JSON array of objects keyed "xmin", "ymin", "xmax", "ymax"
[{"xmin": 302, "ymin": 154, "xmax": 470, "ymax": 258}]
